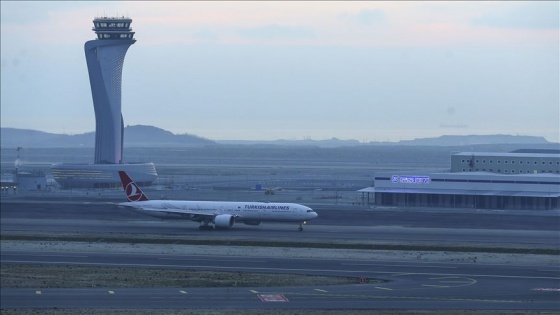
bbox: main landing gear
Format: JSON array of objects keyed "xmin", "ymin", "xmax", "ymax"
[{"xmin": 199, "ymin": 222, "xmax": 214, "ymax": 230}]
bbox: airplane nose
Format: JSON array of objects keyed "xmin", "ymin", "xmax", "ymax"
[
  {"xmin": 303, "ymin": 206, "xmax": 317, "ymax": 219},
  {"xmin": 310, "ymin": 210, "xmax": 318, "ymax": 219}
]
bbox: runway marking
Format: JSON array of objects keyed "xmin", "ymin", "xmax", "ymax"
[
  {"xmin": 427, "ymin": 276, "xmax": 478, "ymax": 288},
  {"xmin": 158, "ymin": 258, "xmax": 267, "ymax": 263},
  {"xmin": 279, "ymin": 291, "xmax": 523, "ymax": 303},
  {"xmin": 375, "ymin": 287, "xmax": 393, "ymax": 291},
  {"xmin": 258, "ymin": 294, "xmax": 289, "ymax": 302},
  {"xmin": 532, "ymin": 288, "xmax": 560, "ymax": 291},
  {"xmin": 5, "ymin": 260, "xmax": 559, "ymax": 281},
  {"xmin": 35, "ymin": 291, "xmax": 41, "ymax": 295},
  {"xmin": 314, "ymin": 289, "xmax": 328, "ymax": 292},
  {"xmin": 108, "ymin": 290, "xmax": 115, "ymax": 295},
  {"xmin": 12, "ymin": 254, "xmax": 89, "ymax": 258},
  {"xmin": 342, "ymin": 263, "xmax": 457, "ymax": 269},
  {"xmin": 422, "ymin": 284, "xmax": 449, "ymax": 288},
  {"xmin": 179, "ymin": 290, "xmax": 187, "ymax": 294},
  {"xmin": 437, "ymin": 280, "xmax": 473, "ymax": 283},
  {"xmin": 250, "ymin": 290, "xmax": 259, "ymax": 293}
]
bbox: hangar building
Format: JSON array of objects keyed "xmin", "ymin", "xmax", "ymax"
[{"xmin": 360, "ymin": 151, "xmax": 560, "ymax": 210}]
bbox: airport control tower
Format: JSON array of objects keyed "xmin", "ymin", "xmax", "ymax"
[
  {"xmin": 85, "ymin": 17, "xmax": 135, "ymax": 164},
  {"xmin": 52, "ymin": 17, "xmax": 156, "ymax": 188}
]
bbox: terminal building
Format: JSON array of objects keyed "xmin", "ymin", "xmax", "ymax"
[
  {"xmin": 51, "ymin": 162, "xmax": 157, "ymax": 189},
  {"xmin": 360, "ymin": 151, "xmax": 560, "ymax": 210},
  {"xmin": 52, "ymin": 16, "xmax": 157, "ymax": 188}
]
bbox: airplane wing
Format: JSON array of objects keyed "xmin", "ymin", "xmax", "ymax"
[{"xmin": 118, "ymin": 202, "xmax": 223, "ymax": 222}]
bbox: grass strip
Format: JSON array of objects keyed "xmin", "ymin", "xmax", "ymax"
[{"xmin": 2, "ymin": 233, "xmax": 558, "ymax": 255}]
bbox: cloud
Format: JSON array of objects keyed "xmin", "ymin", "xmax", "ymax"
[
  {"xmin": 0, "ymin": 1, "xmax": 98, "ymax": 24},
  {"xmin": 471, "ymin": 2, "xmax": 559, "ymax": 30},
  {"xmin": 339, "ymin": 8, "xmax": 387, "ymax": 26},
  {"xmin": 238, "ymin": 24, "xmax": 316, "ymax": 41},
  {"xmin": 192, "ymin": 29, "xmax": 220, "ymax": 42}
]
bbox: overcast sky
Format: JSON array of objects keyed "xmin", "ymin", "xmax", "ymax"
[{"xmin": 1, "ymin": 1, "xmax": 558, "ymax": 142}]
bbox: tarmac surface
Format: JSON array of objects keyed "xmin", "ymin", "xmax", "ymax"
[
  {"xmin": 1, "ymin": 196, "xmax": 559, "ymax": 311},
  {"xmin": 3, "ymin": 127, "xmax": 560, "ymax": 314}
]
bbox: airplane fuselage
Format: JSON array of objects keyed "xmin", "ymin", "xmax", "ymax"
[{"xmin": 119, "ymin": 200, "xmax": 317, "ymax": 223}]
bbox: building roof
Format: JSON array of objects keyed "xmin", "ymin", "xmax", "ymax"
[
  {"xmin": 360, "ymin": 187, "xmax": 560, "ymax": 198},
  {"xmin": 452, "ymin": 152, "xmax": 560, "ymax": 158}
]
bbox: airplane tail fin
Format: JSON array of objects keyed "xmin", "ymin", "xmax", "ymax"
[{"xmin": 118, "ymin": 171, "xmax": 149, "ymax": 202}]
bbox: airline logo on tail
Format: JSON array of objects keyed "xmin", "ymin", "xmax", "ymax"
[{"xmin": 118, "ymin": 171, "xmax": 149, "ymax": 202}]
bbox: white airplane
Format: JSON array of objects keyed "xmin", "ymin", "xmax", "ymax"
[{"xmin": 117, "ymin": 171, "xmax": 318, "ymax": 231}]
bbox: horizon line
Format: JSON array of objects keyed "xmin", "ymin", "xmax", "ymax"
[{"xmin": 1, "ymin": 126, "xmax": 556, "ymax": 144}]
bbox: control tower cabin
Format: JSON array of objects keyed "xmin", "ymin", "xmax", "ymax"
[{"xmin": 85, "ymin": 17, "xmax": 135, "ymax": 164}]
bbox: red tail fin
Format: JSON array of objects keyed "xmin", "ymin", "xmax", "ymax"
[{"xmin": 118, "ymin": 171, "xmax": 149, "ymax": 202}]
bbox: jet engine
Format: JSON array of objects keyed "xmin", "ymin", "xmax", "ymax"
[{"xmin": 213, "ymin": 214, "xmax": 235, "ymax": 228}]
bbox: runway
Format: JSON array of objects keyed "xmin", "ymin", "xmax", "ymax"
[
  {"xmin": 2, "ymin": 249, "xmax": 559, "ymax": 310},
  {"xmin": 2, "ymin": 200, "xmax": 559, "ymax": 249},
  {"xmin": 1, "ymin": 199, "xmax": 559, "ymax": 311}
]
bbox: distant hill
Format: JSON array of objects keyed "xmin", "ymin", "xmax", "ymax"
[
  {"xmin": 220, "ymin": 134, "xmax": 551, "ymax": 147},
  {"xmin": 396, "ymin": 134, "xmax": 551, "ymax": 146},
  {"xmin": 218, "ymin": 137, "xmax": 362, "ymax": 148},
  {"xmin": 123, "ymin": 125, "xmax": 214, "ymax": 147},
  {"xmin": 0, "ymin": 125, "xmax": 215, "ymax": 148},
  {"xmin": 1, "ymin": 126, "xmax": 553, "ymax": 148}
]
